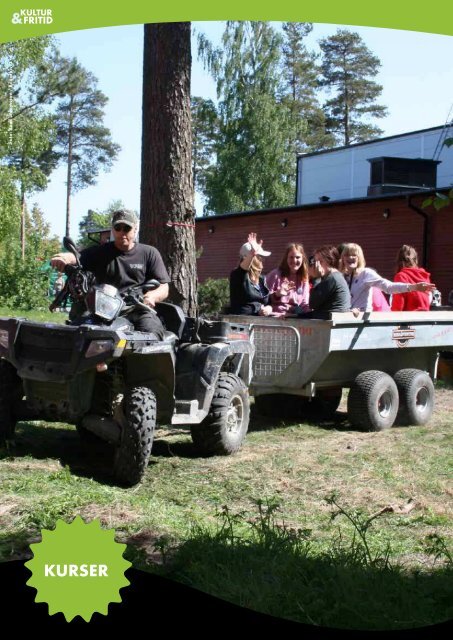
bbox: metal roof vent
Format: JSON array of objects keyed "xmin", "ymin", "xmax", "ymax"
[{"xmin": 367, "ymin": 156, "xmax": 440, "ymax": 196}]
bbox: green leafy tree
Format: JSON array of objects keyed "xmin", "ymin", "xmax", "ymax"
[
  {"xmin": 0, "ymin": 36, "xmax": 60, "ymax": 257},
  {"xmin": 0, "ymin": 37, "xmax": 52, "ymax": 124},
  {"xmin": 281, "ymin": 23, "xmax": 335, "ymax": 154},
  {"xmin": 191, "ymin": 96, "xmax": 218, "ymax": 199},
  {"xmin": 199, "ymin": 21, "xmax": 295, "ymax": 214},
  {"xmin": 0, "ymin": 204, "xmax": 60, "ymax": 310},
  {"xmin": 26, "ymin": 203, "xmax": 60, "ymax": 257},
  {"xmin": 0, "ymin": 166, "xmax": 21, "ymax": 249},
  {"xmin": 319, "ymin": 29, "xmax": 388, "ymax": 146},
  {"xmin": 0, "ymin": 38, "xmax": 72, "ymax": 127},
  {"xmin": 3, "ymin": 110, "xmax": 57, "ymax": 257},
  {"xmin": 54, "ymin": 57, "xmax": 120, "ymax": 237}
]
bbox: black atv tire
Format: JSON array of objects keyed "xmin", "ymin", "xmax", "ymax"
[
  {"xmin": 394, "ymin": 369, "xmax": 435, "ymax": 426},
  {"xmin": 0, "ymin": 359, "xmax": 22, "ymax": 442},
  {"xmin": 191, "ymin": 373, "xmax": 249, "ymax": 455},
  {"xmin": 348, "ymin": 370, "xmax": 399, "ymax": 431},
  {"xmin": 112, "ymin": 386, "xmax": 156, "ymax": 486}
]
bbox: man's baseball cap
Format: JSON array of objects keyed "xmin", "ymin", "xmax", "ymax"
[
  {"xmin": 111, "ymin": 209, "xmax": 138, "ymax": 227},
  {"xmin": 239, "ymin": 242, "xmax": 271, "ymax": 258}
]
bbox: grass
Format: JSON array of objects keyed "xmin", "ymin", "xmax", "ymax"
[
  {"xmin": 0, "ymin": 305, "xmax": 66, "ymax": 323},
  {"xmin": 0, "ymin": 395, "xmax": 451, "ymax": 629},
  {"xmin": 0, "ymin": 306, "xmax": 451, "ymax": 628},
  {"xmin": 152, "ymin": 499, "xmax": 452, "ymax": 630}
]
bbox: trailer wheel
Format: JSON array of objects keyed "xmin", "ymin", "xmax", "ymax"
[
  {"xmin": 394, "ymin": 369, "xmax": 434, "ymax": 426},
  {"xmin": 191, "ymin": 373, "xmax": 249, "ymax": 455},
  {"xmin": 348, "ymin": 370, "xmax": 399, "ymax": 431},
  {"xmin": 0, "ymin": 360, "xmax": 22, "ymax": 442},
  {"xmin": 113, "ymin": 386, "xmax": 156, "ymax": 486}
]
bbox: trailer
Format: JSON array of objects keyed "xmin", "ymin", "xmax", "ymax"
[{"xmin": 223, "ymin": 311, "xmax": 453, "ymax": 431}]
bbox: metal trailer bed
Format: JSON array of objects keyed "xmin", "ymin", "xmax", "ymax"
[{"xmin": 223, "ymin": 311, "xmax": 453, "ymax": 431}]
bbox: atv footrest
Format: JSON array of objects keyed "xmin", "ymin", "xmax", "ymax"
[{"xmin": 173, "ymin": 399, "xmax": 206, "ymax": 424}]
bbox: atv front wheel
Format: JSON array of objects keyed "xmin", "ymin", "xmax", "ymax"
[
  {"xmin": 113, "ymin": 386, "xmax": 156, "ymax": 486},
  {"xmin": 191, "ymin": 373, "xmax": 250, "ymax": 455}
]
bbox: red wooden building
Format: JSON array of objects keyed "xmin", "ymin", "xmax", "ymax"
[{"xmin": 195, "ymin": 191, "xmax": 453, "ymax": 302}]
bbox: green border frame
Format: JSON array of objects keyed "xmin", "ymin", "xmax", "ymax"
[{"xmin": 1, "ymin": 0, "xmax": 453, "ymax": 43}]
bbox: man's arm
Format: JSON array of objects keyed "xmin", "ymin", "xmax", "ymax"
[
  {"xmin": 50, "ymin": 252, "xmax": 77, "ymax": 271},
  {"xmin": 143, "ymin": 283, "xmax": 169, "ymax": 308}
]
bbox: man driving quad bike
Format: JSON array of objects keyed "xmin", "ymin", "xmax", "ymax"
[
  {"xmin": 0, "ymin": 210, "xmax": 254, "ymax": 487},
  {"xmin": 51, "ymin": 209, "xmax": 169, "ymax": 338}
]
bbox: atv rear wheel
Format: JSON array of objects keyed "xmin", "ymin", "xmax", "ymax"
[
  {"xmin": 112, "ymin": 386, "xmax": 156, "ymax": 486},
  {"xmin": 191, "ymin": 373, "xmax": 249, "ymax": 455},
  {"xmin": 0, "ymin": 359, "xmax": 22, "ymax": 442}
]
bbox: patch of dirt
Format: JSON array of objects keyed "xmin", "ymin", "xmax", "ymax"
[
  {"xmin": 123, "ymin": 529, "xmax": 174, "ymax": 565},
  {"xmin": 0, "ymin": 497, "xmax": 24, "ymax": 518},
  {"xmin": 77, "ymin": 503, "xmax": 141, "ymax": 529},
  {"xmin": 2, "ymin": 460, "xmax": 62, "ymax": 472}
]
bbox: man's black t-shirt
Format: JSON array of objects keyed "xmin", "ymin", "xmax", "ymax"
[{"xmin": 80, "ymin": 242, "xmax": 171, "ymax": 291}]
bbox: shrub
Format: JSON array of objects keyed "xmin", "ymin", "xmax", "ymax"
[
  {"xmin": 198, "ymin": 277, "xmax": 229, "ymax": 317},
  {"xmin": 0, "ymin": 247, "xmax": 50, "ymax": 310}
]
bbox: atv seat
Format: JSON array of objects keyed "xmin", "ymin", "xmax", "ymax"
[{"xmin": 155, "ymin": 302, "xmax": 186, "ymax": 339}]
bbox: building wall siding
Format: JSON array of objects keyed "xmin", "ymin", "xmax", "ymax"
[{"xmin": 296, "ymin": 126, "xmax": 453, "ymax": 205}]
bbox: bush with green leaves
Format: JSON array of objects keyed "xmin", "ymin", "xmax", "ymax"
[
  {"xmin": 198, "ymin": 277, "xmax": 229, "ymax": 317},
  {"xmin": 0, "ymin": 246, "xmax": 50, "ymax": 310}
]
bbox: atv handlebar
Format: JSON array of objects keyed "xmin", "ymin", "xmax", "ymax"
[{"xmin": 63, "ymin": 236, "xmax": 82, "ymax": 267}]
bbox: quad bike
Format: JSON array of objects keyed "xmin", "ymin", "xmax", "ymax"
[{"xmin": 0, "ymin": 238, "xmax": 254, "ymax": 486}]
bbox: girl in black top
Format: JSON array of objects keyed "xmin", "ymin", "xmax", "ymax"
[
  {"xmin": 296, "ymin": 245, "xmax": 351, "ymax": 319},
  {"xmin": 229, "ymin": 233, "xmax": 273, "ymax": 316}
]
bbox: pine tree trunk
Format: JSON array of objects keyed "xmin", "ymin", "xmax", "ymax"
[{"xmin": 141, "ymin": 22, "xmax": 198, "ymax": 316}]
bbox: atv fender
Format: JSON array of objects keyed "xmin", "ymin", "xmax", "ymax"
[{"xmin": 175, "ymin": 341, "xmax": 253, "ymax": 416}]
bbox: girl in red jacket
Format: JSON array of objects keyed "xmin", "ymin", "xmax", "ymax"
[{"xmin": 391, "ymin": 245, "xmax": 432, "ymax": 311}]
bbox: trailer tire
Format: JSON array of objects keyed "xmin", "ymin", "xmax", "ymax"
[
  {"xmin": 394, "ymin": 369, "xmax": 434, "ymax": 426},
  {"xmin": 113, "ymin": 386, "xmax": 156, "ymax": 486},
  {"xmin": 0, "ymin": 359, "xmax": 22, "ymax": 442},
  {"xmin": 191, "ymin": 373, "xmax": 249, "ymax": 455},
  {"xmin": 348, "ymin": 370, "xmax": 399, "ymax": 431}
]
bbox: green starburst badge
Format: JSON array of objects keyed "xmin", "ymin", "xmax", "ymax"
[{"xmin": 25, "ymin": 516, "xmax": 131, "ymax": 622}]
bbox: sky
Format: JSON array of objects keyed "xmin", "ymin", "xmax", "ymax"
[{"xmin": 28, "ymin": 21, "xmax": 453, "ymax": 239}]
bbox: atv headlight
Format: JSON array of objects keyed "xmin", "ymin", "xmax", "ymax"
[
  {"xmin": 85, "ymin": 339, "xmax": 114, "ymax": 358},
  {"xmin": 91, "ymin": 285, "xmax": 124, "ymax": 321}
]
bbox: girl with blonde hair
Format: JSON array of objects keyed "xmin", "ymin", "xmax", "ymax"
[{"xmin": 229, "ymin": 232, "xmax": 273, "ymax": 316}]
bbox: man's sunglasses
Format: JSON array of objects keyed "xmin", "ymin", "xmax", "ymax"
[{"xmin": 114, "ymin": 224, "xmax": 132, "ymax": 232}]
